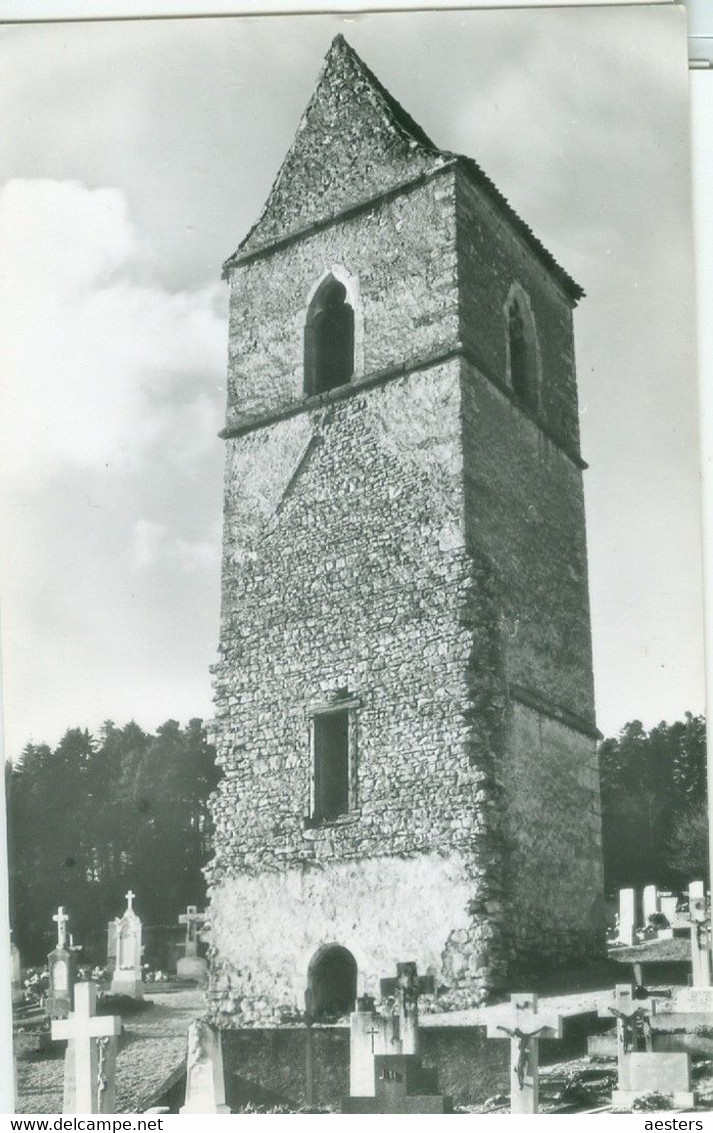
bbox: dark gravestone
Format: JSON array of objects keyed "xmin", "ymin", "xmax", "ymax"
[{"xmin": 342, "ymin": 1054, "xmax": 452, "ymax": 1114}]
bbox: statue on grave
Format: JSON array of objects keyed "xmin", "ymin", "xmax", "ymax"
[
  {"xmin": 497, "ymin": 1025, "xmax": 545, "ymax": 1090},
  {"xmin": 609, "ymin": 1005, "xmax": 650, "ymax": 1054}
]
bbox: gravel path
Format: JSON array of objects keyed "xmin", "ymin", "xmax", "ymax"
[{"xmin": 16, "ymin": 988, "xmax": 204, "ymax": 1114}]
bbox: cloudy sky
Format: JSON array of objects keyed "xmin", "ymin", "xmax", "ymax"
[{"xmin": 0, "ymin": 5, "xmax": 703, "ymax": 757}]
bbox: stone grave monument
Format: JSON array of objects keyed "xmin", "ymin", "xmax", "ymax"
[
  {"xmin": 343, "ymin": 1054, "xmax": 452, "ymax": 1114},
  {"xmin": 52, "ymin": 982, "xmax": 122, "ymax": 1114},
  {"xmin": 598, "ymin": 983, "xmax": 695, "ymax": 1110},
  {"xmin": 349, "ymin": 996, "xmax": 401, "ymax": 1097},
  {"xmin": 642, "ymin": 885, "xmax": 659, "ymax": 926},
  {"xmin": 343, "ymin": 962, "xmax": 451, "ymax": 1113},
  {"xmin": 46, "ymin": 906, "xmax": 76, "ymax": 1019},
  {"xmin": 660, "ymin": 894, "xmax": 678, "ymax": 923},
  {"xmin": 180, "ymin": 1020, "xmax": 230, "ymax": 1114},
  {"xmin": 110, "ymin": 890, "xmax": 143, "ymax": 999},
  {"xmin": 484, "ymin": 993, "xmax": 564, "ymax": 1114},
  {"xmin": 618, "ymin": 888, "xmax": 636, "ymax": 945},
  {"xmin": 177, "ymin": 906, "xmax": 207, "ymax": 984},
  {"xmin": 688, "ymin": 880, "xmax": 711, "ymax": 988},
  {"xmin": 10, "ymin": 934, "xmax": 23, "ymax": 1006}
]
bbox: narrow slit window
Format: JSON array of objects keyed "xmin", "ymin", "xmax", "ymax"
[
  {"xmin": 313, "ymin": 709, "xmax": 350, "ymax": 822},
  {"xmin": 509, "ymin": 301, "xmax": 531, "ymax": 403}
]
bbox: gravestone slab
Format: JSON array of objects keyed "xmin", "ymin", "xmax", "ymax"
[
  {"xmin": 349, "ymin": 996, "xmax": 403, "ymax": 1097},
  {"xmin": 106, "ymin": 921, "xmax": 117, "ymax": 974},
  {"xmin": 619, "ymin": 889, "xmax": 636, "ymax": 946},
  {"xmin": 342, "ymin": 1054, "xmax": 452, "ymax": 1114},
  {"xmin": 612, "ymin": 1052, "xmax": 695, "ymax": 1110},
  {"xmin": 660, "ymin": 895, "xmax": 678, "ymax": 923},
  {"xmin": 643, "ymin": 886, "xmax": 659, "ymax": 925},
  {"xmin": 180, "ymin": 1020, "xmax": 230, "ymax": 1114}
]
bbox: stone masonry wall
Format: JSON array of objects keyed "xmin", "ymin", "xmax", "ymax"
[
  {"xmin": 456, "ymin": 169, "xmax": 582, "ymax": 457},
  {"xmin": 461, "ymin": 359, "xmax": 595, "ymax": 717},
  {"xmin": 225, "ymin": 173, "xmax": 458, "ymax": 431},
  {"xmin": 208, "ymin": 361, "xmax": 509, "ymax": 1023},
  {"xmin": 208, "ymin": 57, "xmax": 605, "ymax": 1025}
]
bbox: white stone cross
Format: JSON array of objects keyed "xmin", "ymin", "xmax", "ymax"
[
  {"xmin": 53, "ymin": 906, "xmax": 69, "ymax": 949},
  {"xmin": 125, "ymin": 889, "xmax": 136, "ymax": 911},
  {"xmin": 485, "ymin": 993, "xmax": 564, "ymax": 1113},
  {"xmin": 688, "ymin": 881, "xmax": 711, "ymax": 988},
  {"xmin": 52, "ymin": 982, "xmax": 121, "ymax": 1114}
]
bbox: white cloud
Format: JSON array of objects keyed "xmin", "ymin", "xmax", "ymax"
[
  {"xmin": 0, "ymin": 180, "xmax": 227, "ymax": 757},
  {"xmin": 131, "ymin": 519, "xmax": 166, "ymax": 571},
  {"xmin": 0, "ymin": 178, "xmax": 226, "ymax": 484}
]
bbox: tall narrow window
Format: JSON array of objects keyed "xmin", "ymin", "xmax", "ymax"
[
  {"xmin": 304, "ymin": 279, "xmax": 355, "ymax": 396},
  {"xmin": 312, "ymin": 708, "xmax": 350, "ymax": 822},
  {"xmin": 508, "ymin": 300, "xmax": 532, "ymax": 404}
]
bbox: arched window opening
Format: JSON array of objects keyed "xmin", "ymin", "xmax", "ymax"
[
  {"xmin": 508, "ymin": 300, "xmax": 534, "ymax": 406},
  {"xmin": 304, "ymin": 279, "xmax": 355, "ymax": 396},
  {"xmin": 308, "ymin": 944, "xmax": 358, "ymax": 1022}
]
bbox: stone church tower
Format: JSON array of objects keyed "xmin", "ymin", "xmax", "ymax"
[{"xmin": 206, "ymin": 36, "xmax": 604, "ymax": 1025}]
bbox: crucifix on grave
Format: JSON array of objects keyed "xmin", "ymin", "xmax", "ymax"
[
  {"xmin": 597, "ymin": 984, "xmax": 657, "ymax": 1092},
  {"xmin": 688, "ymin": 881, "xmax": 712, "ymax": 988},
  {"xmin": 51, "ymin": 982, "xmax": 122, "ymax": 1114},
  {"xmin": 485, "ymin": 993, "xmax": 564, "ymax": 1114},
  {"xmin": 380, "ymin": 961, "xmax": 434, "ymax": 1055},
  {"xmin": 177, "ymin": 905, "xmax": 208, "ymax": 984},
  {"xmin": 599, "ymin": 983, "xmax": 695, "ymax": 1110}
]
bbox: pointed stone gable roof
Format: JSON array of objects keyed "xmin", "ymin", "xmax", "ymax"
[
  {"xmin": 227, "ymin": 36, "xmax": 583, "ymax": 302},
  {"xmin": 234, "ymin": 35, "xmax": 443, "ymax": 259}
]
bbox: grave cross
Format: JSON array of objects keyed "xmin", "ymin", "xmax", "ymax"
[
  {"xmin": 485, "ymin": 993, "xmax": 564, "ymax": 1114},
  {"xmin": 597, "ymin": 984, "xmax": 660, "ymax": 1093},
  {"xmin": 52, "ymin": 983, "xmax": 121, "ymax": 1114},
  {"xmin": 688, "ymin": 881, "xmax": 712, "ymax": 988},
  {"xmin": 380, "ymin": 962, "xmax": 435, "ymax": 1056},
  {"xmin": 380, "ymin": 961, "xmax": 435, "ymax": 1003},
  {"xmin": 366, "ymin": 1024, "xmax": 380, "ymax": 1054},
  {"xmin": 53, "ymin": 906, "xmax": 69, "ymax": 949},
  {"xmin": 179, "ymin": 905, "xmax": 206, "ymax": 944},
  {"xmin": 125, "ymin": 889, "xmax": 136, "ymax": 911}
]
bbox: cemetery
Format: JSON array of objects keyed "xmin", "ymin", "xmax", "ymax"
[
  {"xmin": 9, "ymin": 882, "xmax": 713, "ymax": 1113},
  {"xmin": 4, "ymin": 29, "xmax": 711, "ymax": 1119}
]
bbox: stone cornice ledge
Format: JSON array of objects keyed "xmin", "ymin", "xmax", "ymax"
[
  {"xmin": 509, "ymin": 683, "xmax": 601, "ymax": 740},
  {"xmin": 219, "ymin": 345, "xmax": 587, "ymax": 470}
]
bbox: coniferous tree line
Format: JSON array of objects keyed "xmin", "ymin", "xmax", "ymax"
[
  {"xmin": 599, "ymin": 712, "xmax": 707, "ymax": 893},
  {"xmin": 5, "ymin": 719, "xmax": 219, "ymax": 963},
  {"xmin": 4, "ymin": 712, "xmax": 707, "ymax": 959}
]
